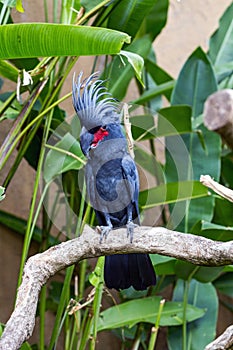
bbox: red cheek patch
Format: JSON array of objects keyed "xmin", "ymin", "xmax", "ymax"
[{"xmin": 91, "ymin": 127, "xmax": 109, "ymax": 148}]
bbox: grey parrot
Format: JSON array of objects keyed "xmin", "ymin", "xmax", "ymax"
[{"xmin": 72, "ymin": 72, "xmax": 156, "ymax": 290}]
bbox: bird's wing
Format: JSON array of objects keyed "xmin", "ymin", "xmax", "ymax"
[
  {"xmin": 85, "ymin": 162, "xmax": 96, "ymax": 206},
  {"xmin": 121, "ymin": 154, "xmax": 140, "ymax": 220}
]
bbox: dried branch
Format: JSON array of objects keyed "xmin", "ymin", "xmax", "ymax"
[
  {"xmin": 205, "ymin": 325, "xmax": 233, "ymax": 350},
  {"xmin": 1, "ymin": 225, "xmax": 233, "ymax": 350},
  {"xmin": 204, "ymin": 89, "xmax": 233, "ymax": 150},
  {"xmin": 200, "ymin": 176, "xmax": 233, "ymax": 349},
  {"xmin": 123, "ymin": 103, "xmax": 135, "ymax": 159},
  {"xmin": 200, "ymin": 174, "xmax": 233, "ymax": 203}
]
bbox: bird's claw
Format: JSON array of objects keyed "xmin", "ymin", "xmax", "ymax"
[
  {"xmin": 126, "ymin": 221, "xmax": 138, "ymax": 243},
  {"xmin": 97, "ymin": 225, "xmax": 112, "ymax": 243}
]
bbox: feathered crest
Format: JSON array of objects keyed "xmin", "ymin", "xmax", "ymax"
[{"xmin": 72, "ymin": 71, "xmax": 120, "ymax": 130}]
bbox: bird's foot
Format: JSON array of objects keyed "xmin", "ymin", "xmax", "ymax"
[
  {"xmin": 96, "ymin": 225, "xmax": 112, "ymax": 243},
  {"xmin": 126, "ymin": 221, "xmax": 138, "ymax": 243}
]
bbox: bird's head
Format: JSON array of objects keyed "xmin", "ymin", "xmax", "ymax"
[
  {"xmin": 72, "ymin": 71, "xmax": 126, "ymax": 158},
  {"xmin": 72, "ymin": 71, "xmax": 120, "ymax": 131},
  {"xmin": 80, "ymin": 123, "xmax": 125, "ymax": 158}
]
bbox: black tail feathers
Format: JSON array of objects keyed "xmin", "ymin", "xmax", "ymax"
[{"xmin": 104, "ymin": 253, "xmax": 156, "ymax": 291}]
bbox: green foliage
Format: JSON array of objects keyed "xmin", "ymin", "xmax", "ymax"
[
  {"xmin": 139, "ymin": 181, "xmax": 209, "ymax": 209},
  {"xmin": 0, "ymin": 23, "xmax": 130, "ymax": 59},
  {"xmin": 0, "ymin": 186, "xmax": 5, "ymax": 200},
  {"xmin": 168, "ymin": 280, "xmax": 218, "ymax": 350},
  {"xmin": 107, "ymin": 0, "xmax": 155, "ymax": 38},
  {"xmin": 166, "ymin": 47, "xmax": 221, "ymax": 231},
  {"xmin": 97, "ymin": 296, "xmax": 205, "ymax": 331},
  {"xmin": 0, "ymin": 1, "xmax": 233, "ymax": 350},
  {"xmin": 44, "ymin": 133, "xmax": 85, "ymax": 183}
]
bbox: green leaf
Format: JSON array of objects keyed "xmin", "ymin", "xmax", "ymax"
[
  {"xmin": 139, "ymin": 181, "xmax": 209, "ymax": 209},
  {"xmin": 171, "ymin": 47, "xmax": 217, "ymax": 117},
  {"xmin": 119, "ymin": 50, "xmax": 144, "ymax": 87},
  {"xmin": 174, "ymin": 260, "xmax": 223, "ymax": 283},
  {"xmin": 107, "ymin": 35, "xmax": 152, "ymax": 100},
  {"xmin": 134, "ymin": 146, "xmax": 163, "ymax": 179},
  {"xmin": 168, "ymin": 280, "xmax": 218, "ymax": 350},
  {"xmin": 150, "ymin": 255, "xmax": 177, "ymax": 276},
  {"xmin": 142, "ymin": 0, "xmax": 169, "ymax": 40},
  {"xmin": 131, "ymin": 113, "xmax": 156, "ymax": 141},
  {"xmin": 214, "ymin": 272, "xmax": 233, "ymax": 297},
  {"xmin": 145, "ymin": 59, "xmax": 174, "ymax": 100},
  {"xmin": 97, "ymin": 296, "xmax": 205, "ymax": 331},
  {"xmin": 0, "ymin": 23, "xmax": 130, "ymax": 59},
  {"xmin": 223, "ymin": 265, "xmax": 233, "ymax": 273},
  {"xmin": 43, "ymin": 133, "xmax": 85, "ymax": 183},
  {"xmin": 19, "ymin": 342, "xmax": 32, "ymax": 350},
  {"xmin": 0, "ymin": 0, "xmax": 16, "ymax": 8},
  {"xmin": 157, "ymin": 105, "xmax": 192, "ymax": 136},
  {"xmin": 166, "ymin": 47, "xmax": 220, "ymax": 231},
  {"xmin": 222, "ymin": 153, "xmax": 233, "ymax": 188},
  {"xmin": 16, "ymin": 0, "xmax": 24, "ymax": 13},
  {"xmin": 47, "ymin": 281, "xmax": 65, "ymax": 312},
  {"xmin": 213, "ymin": 197, "xmax": 233, "ymax": 227},
  {"xmin": 89, "ymin": 256, "xmax": 105, "ymax": 287},
  {"xmin": 80, "ymin": 0, "xmax": 102, "ymax": 13},
  {"xmin": 0, "ymin": 210, "xmax": 58, "ymax": 245},
  {"xmin": 166, "ymin": 129, "xmax": 221, "ymax": 231},
  {"xmin": 192, "ymin": 220, "xmax": 233, "ymax": 242},
  {"xmin": 48, "ymin": 267, "xmax": 74, "ymax": 350},
  {"xmin": 209, "ymin": 3, "xmax": 233, "ymax": 67},
  {"xmin": 0, "ymin": 186, "xmax": 5, "ymax": 201},
  {"xmin": 132, "ymin": 80, "xmax": 175, "ymax": 105},
  {"xmin": 107, "ymin": 0, "xmax": 155, "ymax": 38},
  {"xmin": 0, "ymin": 59, "xmax": 18, "ymax": 82},
  {"xmin": 193, "ymin": 266, "xmax": 224, "ymax": 283}
]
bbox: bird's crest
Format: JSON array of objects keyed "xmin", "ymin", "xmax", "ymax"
[{"xmin": 72, "ymin": 71, "xmax": 120, "ymax": 131}]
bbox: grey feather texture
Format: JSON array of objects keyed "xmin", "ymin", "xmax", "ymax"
[{"xmin": 72, "ymin": 71, "xmax": 120, "ymax": 130}]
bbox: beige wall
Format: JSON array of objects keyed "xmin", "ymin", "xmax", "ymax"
[
  {"xmin": 0, "ymin": 0, "xmax": 232, "ymax": 348},
  {"xmin": 155, "ymin": 0, "xmax": 232, "ymax": 78}
]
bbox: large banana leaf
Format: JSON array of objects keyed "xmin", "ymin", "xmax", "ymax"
[
  {"xmin": 106, "ymin": 35, "xmax": 152, "ymax": 100},
  {"xmin": 144, "ymin": 59, "xmax": 174, "ymax": 101},
  {"xmin": 208, "ymin": 2, "xmax": 233, "ymax": 67},
  {"xmin": 171, "ymin": 47, "xmax": 217, "ymax": 117},
  {"xmin": 97, "ymin": 296, "xmax": 205, "ymax": 331},
  {"xmin": 107, "ymin": 0, "xmax": 155, "ymax": 38},
  {"xmin": 166, "ymin": 47, "xmax": 220, "ymax": 231},
  {"xmin": 208, "ymin": 2, "xmax": 233, "ymax": 84},
  {"xmin": 0, "ymin": 23, "xmax": 130, "ymax": 59},
  {"xmin": 168, "ymin": 280, "xmax": 218, "ymax": 350},
  {"xmin": 139, "ymin": 181, "xmax": 209, "ymax": 209},
  {"xmin": 142, "ymin": 0, "xmax": 169, "ymax": 40}
]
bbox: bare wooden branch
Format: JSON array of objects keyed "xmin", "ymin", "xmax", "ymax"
[
  {"xmin": 200, "ymin": 174, "xmax": 233, "ymax": 203},
  {"xmin": 203, "ymin": 89, "xmax": 233, "ymax": 150},
  {"xmin": 205, "ymin": 325, "xmax": 233, "ymax": 350},
  {"xmin": 123, "ymin": 102, "xmax": 135, "ymax": 159},
  {"xmin": 1, "ymin": 225, "xmax": 233, "ymax": 350},
  {"xmin": 200, "ymin": 175, "xmax": 233, "ymax": 349}
]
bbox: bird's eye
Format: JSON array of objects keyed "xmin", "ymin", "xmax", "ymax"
[{"xmin": 101, "ymin": 125, "xmax": 107, "ymax": 130}]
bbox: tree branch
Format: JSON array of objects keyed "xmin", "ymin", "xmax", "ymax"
[
  {"xmin": 200, "ymin": 176, "xmax": 233, "ymax": 349},
  {"xmin": 200, "ymin": 174, "xmax": 233, "ymax": 203},
  {"xmin": 1, "ymin": 225, "xmax": 233, "ymax": 350},
  {"xmin": 204, "ymin": 89, "xmax": 233, "ymax": 150},
  {"xmin": 205, "ymin": 326, "xmax": 233, "ymax": 350}
]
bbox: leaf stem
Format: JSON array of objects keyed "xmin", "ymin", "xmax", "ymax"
[
  {"xmin": 44, "ymin": 144, "xmax": 86, "ymax": 165},
  {"xmin": 148, "ymin": 299, "xmax": 165, "ymax": 350},
  {"xmin": 76, "ymin": 0, "xmax": 112, "ymax": 25}
]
